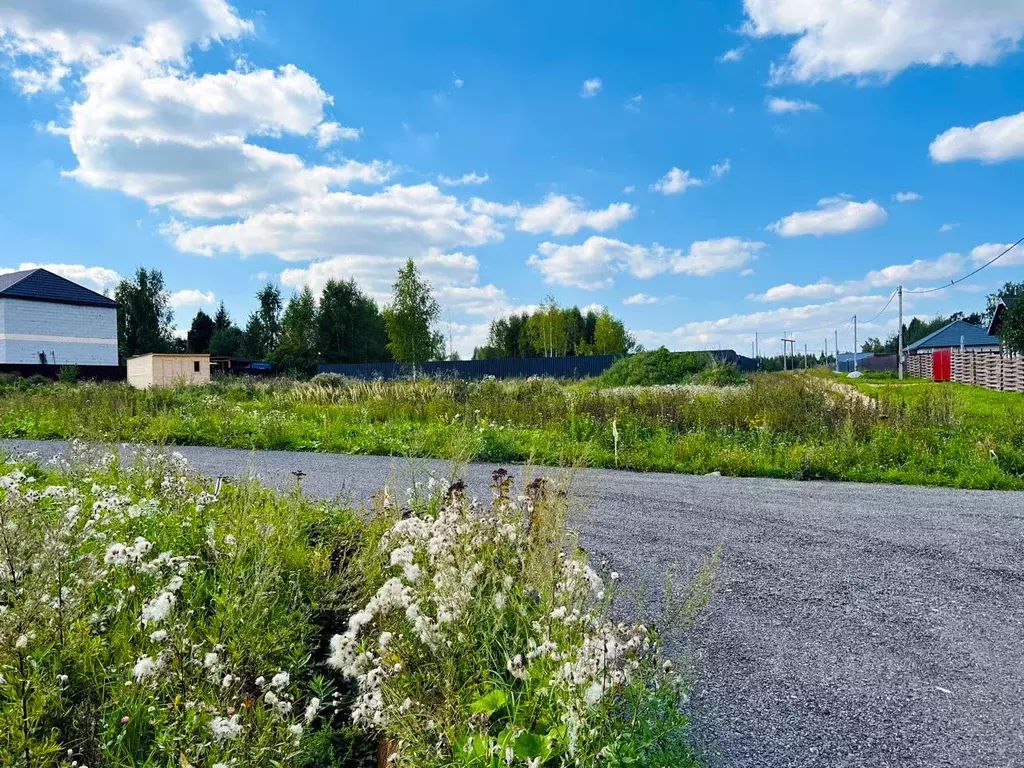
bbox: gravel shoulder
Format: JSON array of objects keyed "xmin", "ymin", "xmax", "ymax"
[{"xmin": 4, "ymin": 439, "xmax": 1023, "ymax": 768}]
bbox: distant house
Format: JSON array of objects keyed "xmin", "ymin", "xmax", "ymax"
[
  {"xmin": 0, "ymin": 268, "xmax": 119, "ymax": 369},
  {"xmin": 906, "ymin": 319, "xmax": 1001, "ymax": 355}
]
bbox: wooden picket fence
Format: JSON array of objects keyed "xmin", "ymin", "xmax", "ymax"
[
  {"xmin": 906, "ymin": 354, "xmax": 932, "ymax": 380},
  {"xmin": 906, "ymin": 351, "xmax": 1024, "ymax": 393}
]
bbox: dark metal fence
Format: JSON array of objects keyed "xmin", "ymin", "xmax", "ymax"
[
  {"xmin": 317, "ymin": 354, "xmax": 622, "ymax": 380},
  {"xmin": 317, "ymin": 349, "xmax": 757, "ymax": 380}
]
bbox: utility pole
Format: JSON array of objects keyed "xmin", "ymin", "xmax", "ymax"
[
  {"xmin": 755, "ymin": 332, "xmax": 759, "ymax": 368},
  {"xmin": 897, "ymin": 284, "xmax": 904, "ymax": 380},
  {"xmin": 803, "ymin": 343, "xmax": 808, "ymax": 369},
  {"xmin": 824, "ymin": 337, "xmax": 829, "ymax": 360},
  {"xmin": 781, "ymin": 336, "xmax": 795, "ymax": 370},
  {"xmin": 834, "ymin": 329, "xmax": 839, "ymax": 373},
  {"xmin": 853, "ymin": 315, "xmax": 859, "ymax": 373}
]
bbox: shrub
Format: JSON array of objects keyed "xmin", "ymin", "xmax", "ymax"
[
  {"xmin": 694, "ymin": 361, "xmax": 744, "ymax": 386},
  {"xmin": 597, "ymin": 347, "xmax": 714, "ymax": 386},
  {"xmin": 330, "ymin": 471, "xmax": 702, "ymax": 767},
  {"xmin": 0, "ymin": 443, "xmax": 371, "ymax": 767},
  {"xmin": 58, "ymin": 364, "xmax": 79, "ymax": 383}
]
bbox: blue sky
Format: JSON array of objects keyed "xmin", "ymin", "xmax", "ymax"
[{"xmin": 1, "ymin": 0, "xmax": 1023, "ymax": 356}]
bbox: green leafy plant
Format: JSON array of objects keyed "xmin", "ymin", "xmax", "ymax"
[{"xmin": 329, "ymin": 472, "xmax": 702, "ymax": 767}]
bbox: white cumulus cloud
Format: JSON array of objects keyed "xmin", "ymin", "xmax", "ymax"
[
  {"xmin": 515, "ymin": 194, "xmax": 635, "ymax": 236},
  {"xmin": 742, "ymin": 0, "xmax": 1024, "ymax": 83},
  {"xmin": 768, "ymin": 195, "xmax": 888, "ymax": 237},
  {"xmin": 172, "ymin": 183, "xmax": 504, "ymax": 262},
  {"xmin": 527, "ymin": 237, "xmax": 672, "ymax": 289},
  {"xmin": 650, "ymin": 167, "xmax": 702, "ymax": 195},
  {"xmin": 972, "ymin": 242, "xmax": 1023, "ymax": 266},
  {"xmin": 0, "ymin": 0, "xmax": 252, "ymax": 74},
  {"xmin": 624, "ymin": 293, "xmax": 660, "ymax": 305},
  {"xmin": 930, "ymin": 111, "xmax": 1024, "ymax": 163},
  {"xmin": 672, "ymin": 238, "xmax": 765, "ymax": 276},
  {"xmin": 750, "ymin": 252, "xmax": 964, "ymax": 301},
  {"xmin": 316, "ymin": 122, "xmax": 361, "ymax": 147},
  {"xmin": 893, "ymin": 191, "xmax": 922, "ymax": 203},
  {"xmin": 169, "ymin": 289, "xmax": 216, "ymax": 308},
  {"xmin": 527, "ymin": 235, "xmax": 762, "ymax": 288}
]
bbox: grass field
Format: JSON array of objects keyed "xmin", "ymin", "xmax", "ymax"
[{"xmin": 2, "ymin": 370, "xmax": 1023, "ymax": 489}]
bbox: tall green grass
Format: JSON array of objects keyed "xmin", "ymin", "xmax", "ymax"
[{"xmin": 1, "ymin": 372, "xmax": 1022, "ymax": 488}]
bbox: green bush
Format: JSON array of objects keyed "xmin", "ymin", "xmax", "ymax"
[
  {"xmin": 58, "ymin": 364, "xmax": 79, "ymax": 383},
  {"xmin": 597, "ymin": 347, "xmax": 715, "ymax": 386},
  {"xmin": 694, "ymin": 361, "xmax": 744, "ymax": 386},
  {"xmin": 0, "ymin": 446, "xmax": 373, "ymax": 767}
]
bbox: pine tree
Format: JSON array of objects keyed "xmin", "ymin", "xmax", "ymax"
[{"xmin": 186, "ymin": 309, "xmax": 215, "ymax": 353}]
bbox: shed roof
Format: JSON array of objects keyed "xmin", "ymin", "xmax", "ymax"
[
  {"xmin": 906, "ymin": 319, "xmax": 999, "ymax": 351},
  {"xmin": 128, "ymin": 353, "xmax": 211, "ymax": 360},
  {"xmin": 0, "ymin": 268, "xmax": 118, "ymax": 308}
]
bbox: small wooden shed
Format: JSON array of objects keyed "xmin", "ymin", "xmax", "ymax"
[{"xmin": 127, "ymin": 353, "xmax": 211, "ymax": 389}]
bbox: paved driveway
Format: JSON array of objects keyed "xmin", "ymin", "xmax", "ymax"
[{"xmin": 4, "ymin": 439, "xmax": 1023, "ymax": 768}]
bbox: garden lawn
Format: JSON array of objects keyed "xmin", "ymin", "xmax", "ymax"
[{"xmin": 1, "ymin": 371, "xmax": 1023, "ymax": 489}]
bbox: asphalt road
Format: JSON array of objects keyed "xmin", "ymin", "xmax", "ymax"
[{"xmin": 4, "ymin": 439, "xmax": 1023, "ymax": 768}]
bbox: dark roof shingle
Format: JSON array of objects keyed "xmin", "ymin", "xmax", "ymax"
[
  {"xmin": 0, "ymin": 268, "xmax": 118, "ymax": 308},
  {"xmin": 906, "ymin": 319, "xmax": 999, "ymax": 351}
]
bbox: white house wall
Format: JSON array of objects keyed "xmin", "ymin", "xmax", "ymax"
[{"xmin": 0, "ymin": 298, "xmax": 118, "ymax": 366}]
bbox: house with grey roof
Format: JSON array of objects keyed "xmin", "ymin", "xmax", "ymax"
[
  {"xmin": 0, "ymin": 268, "xmax": 119, "ymax": 368},
  {"xmin": 905, "ymin": 319, "xmax": 1001, "ymax": 355}
]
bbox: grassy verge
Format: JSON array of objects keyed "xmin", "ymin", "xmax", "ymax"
[
  {"xmin": 0, "ymin": 444, "xmax": 702, "ymax": 767},
  {"xmin": 1, "ymin": 371, "xmax": 1023, "ymax": 489}
]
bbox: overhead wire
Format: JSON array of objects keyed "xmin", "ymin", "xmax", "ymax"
[
  {"xmin": 753, "ymin": 235, "xmax": 1022, "ymax": 356},
  {"xmin": 904, "ymin": 236, "xmax": 1024, "ymax": 294}
]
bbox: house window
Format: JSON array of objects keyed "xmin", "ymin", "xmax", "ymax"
[{"xmin": 193, "ymin": 360, "xmax": 200, "ymax": 373}]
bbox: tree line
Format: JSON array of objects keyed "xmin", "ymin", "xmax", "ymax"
[
  {"xmin": 472, "ymin": 296, "xmax": 635, "ymax": 359},
  {"xmin": 113, "ymin": 262, "xmax": 636, "ymax": 375}
]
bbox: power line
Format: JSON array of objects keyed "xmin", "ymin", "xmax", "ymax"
[
  {"xmin": 904, "ymin": 235, "xmax": 1024, "ymax": 295},
  {"xmin": 862, "ymin": 289, "xmax": 898, "ymax": 324}
]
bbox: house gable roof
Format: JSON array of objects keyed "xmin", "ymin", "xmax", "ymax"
[
  {"xmin": 906, "ymin": 319, "xmax": 999, "ymax": 351},
  {"xmin": 988, "ymin": 302, "xmax": 1006, "ymax": 336},
  {"xmin": 0, "ymin": 268, "xmax": 118, "ymax": 308}
]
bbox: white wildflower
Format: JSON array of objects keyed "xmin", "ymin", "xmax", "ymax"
[
  {"xmin": 103, "ymin": 544, "xmax": 129, "ymax": 566},
  {"xmin": 270, "ymin": 670, "xmax": 290, "ymax": 689},
  {"xmin": 304, "ymin": 697, "xmax": 321, "ymax": 723},
  {"xmin": 133, "ymin": 655, "xmax": 157, "ymax": 680},
  {"xmin": 140, "ymin": 591, "xmax": 175, "ymax": 626},
  {"xmin": 210, "ymin": 714, "xmax": 242, "ymax": 741}
]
